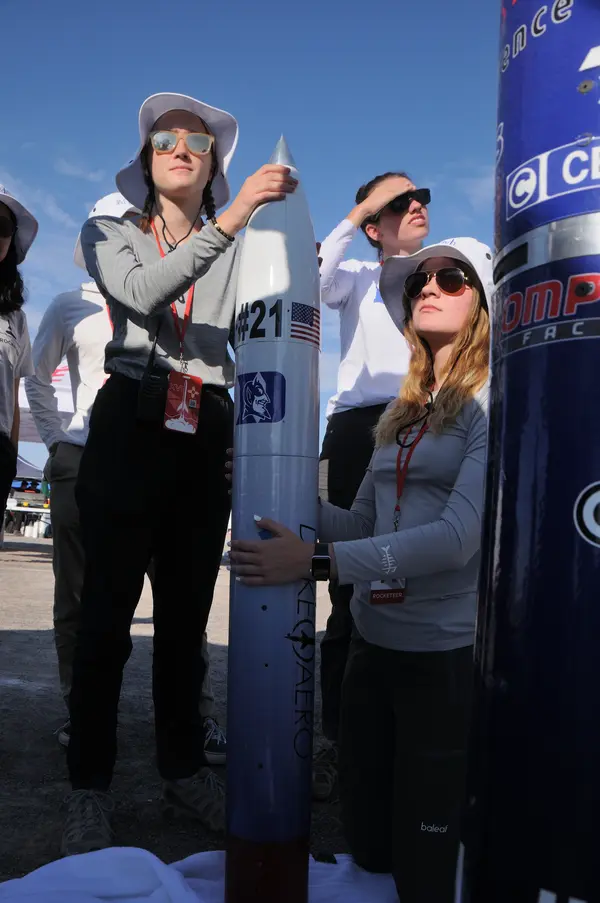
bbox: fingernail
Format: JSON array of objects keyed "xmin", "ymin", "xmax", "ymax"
[
  {"xmin": 227, "ymin": 540, "xmax": 231, "ymax": 546},
  {"xmin": 253, "ymin": 514, "xmax": 262, "ymax": 522},
  {"xmin": 235, "ymin": 577, "xmax": 242, "ymax": 583}
]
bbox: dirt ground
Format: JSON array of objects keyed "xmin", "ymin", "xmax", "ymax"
[{"xmin": 0, "ymin": 536, "xmax": 345, "ymax": 882}]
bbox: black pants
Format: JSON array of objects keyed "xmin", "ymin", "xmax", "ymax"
[
  {"xmin": 67, "ymin": 374, "xmax": 232, "ymax": 791},
  {"xmin": 339, "ymin": 637, "xmax": 474, "ymax": 903},
  {"xmin": 318, "ymin": 403, "xmax": 387, "ymax": 742},
  {"xmin": 0, "ymin": 432, "xmax": 17, "ymax": 521}
]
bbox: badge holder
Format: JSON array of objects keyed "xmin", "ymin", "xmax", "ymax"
[{"xmin": 164, "ymin": 369, "xmax": 203, "ymax": 434}]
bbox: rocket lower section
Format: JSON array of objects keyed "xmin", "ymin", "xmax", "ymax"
[
  {"xmin": 226, "ymin": 457, "xmax": 317, "ymax": 903},
  {"xmin": 227, "ymin": 455, "xmax": 318, "ymax": 843},
  {"xmin": 461, "ymin": 2, "xmax": 600, "ymax": 902}
]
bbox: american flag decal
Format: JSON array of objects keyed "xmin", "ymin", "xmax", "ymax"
[{"xmin": 290, "ymin": 302, "xmax": 320, "ymax": 347}]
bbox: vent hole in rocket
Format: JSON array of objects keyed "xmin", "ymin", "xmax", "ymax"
[
  {"xmin": 575, "ymin": 281, "xmax": 595, "ymax": 298},
  {"xmin": 261, "ymin": 605, "xmax": 268, "ymax": 611}
]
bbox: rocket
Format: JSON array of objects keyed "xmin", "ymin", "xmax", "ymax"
[
  {"xmin": 225, "ymin": 137, "xmax": 320, "ymax": 903},
  {"xmin": 459, "ymin": 3, "xmax": 600, "ymax": 902}
]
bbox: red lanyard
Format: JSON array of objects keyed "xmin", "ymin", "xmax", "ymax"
[
  {"xmin": 393, "ymin": 421, "xmax": 429, "ymax": 530},
  {"xmin": 151, "ymin": 220, "xmax": 195, "ymax": 370}
]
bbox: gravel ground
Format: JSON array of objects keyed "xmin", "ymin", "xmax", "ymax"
[{"xmin": 0, "ymin": 536, "xmax": 345, "ymax": 882}]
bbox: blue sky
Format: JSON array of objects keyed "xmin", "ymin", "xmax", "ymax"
[{"xmin": 3, "ymin": 0, "xmax": 500, "ymax": 466}]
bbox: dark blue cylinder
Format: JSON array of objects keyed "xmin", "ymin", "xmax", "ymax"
[{"xmin": 461, "ymin": 2, "xmax": 600, "ymax": 902}]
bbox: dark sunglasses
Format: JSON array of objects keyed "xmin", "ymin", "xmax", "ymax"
[
  {"xmin": 404, "ymin": 266, "xmax": 473, "ymax": 302},
  {"xmin": 387, "ymin": 187, "xmax": 431, "ymax": 215},
  {"xmin": 0, "ymin": 217, "xmax": 15, "ymax": 240}
]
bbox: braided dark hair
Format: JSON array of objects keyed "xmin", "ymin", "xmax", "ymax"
[
  {"xmin": 202, "ymin": 179, "xmax": 216, "ymax": 221},
  {"xmin": 138, "ymin": 147, "xmax": 156, "ymax": 234},
  {"xmin": 356, "ymin": 171, "xmax": 411, "ymax": 261},
  {"xmin": 0, "ymin": 240, "xmax": 26, "ymax": 315}
]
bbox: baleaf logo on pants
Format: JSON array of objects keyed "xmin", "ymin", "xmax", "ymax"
[{"xmin": 421, "ymin": 822, "xmax": 448, "ymax": 833}]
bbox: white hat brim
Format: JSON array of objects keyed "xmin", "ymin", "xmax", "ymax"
[
  {"xmin": 379, "ymin": 239, "xmax": 494, "ymax": 333},
  {"xmin": 115, "ymin": 92, "xmax": 239, "ymax": 213},
  {"xmin": 0, "ymin": 192, "xmax": 39, "ymax": 264}
]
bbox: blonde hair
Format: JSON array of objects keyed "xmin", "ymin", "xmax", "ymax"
[{"xmin": 375, "ymin": 286, "xmax": 489, "ymax": 446}]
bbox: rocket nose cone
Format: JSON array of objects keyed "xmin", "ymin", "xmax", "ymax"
[{"xmin": 269, "ymin": 135, "xmax": 297, "ymax": 168}]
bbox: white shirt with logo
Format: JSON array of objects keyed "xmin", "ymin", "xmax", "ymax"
[
  {"xmin": 320, "ymin": 219, "xmax": 411, "ymax": 419},
  {"xmin": 0, "ymin": 309, "xmax": 33, "ymax": 439}
]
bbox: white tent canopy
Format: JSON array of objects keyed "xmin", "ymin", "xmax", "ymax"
[{"xmin": 18, "ymin": 361, "xmax": 74, "ymax": 445}]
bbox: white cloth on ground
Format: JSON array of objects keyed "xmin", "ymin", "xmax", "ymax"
[{"xmin": 0, "ymin": 847, "xmax": 398, "ymax": 902}]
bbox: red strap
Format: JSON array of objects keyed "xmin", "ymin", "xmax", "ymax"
[
  {"xmin": 394, "ymin": 421, "xmax": 429, "ymax": 525},
  {"xmin": 150, "ymin": 220, "xmax": 195, "ymax": 362}
]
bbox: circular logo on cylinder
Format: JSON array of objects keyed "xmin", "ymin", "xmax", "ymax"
[
  {"xmin": 508, "ymin": 166, "xmax": 538, "ymax": 211},
  {"xmin": 573, "ymin": 482, "xmax": 600, "ymax": 547}
]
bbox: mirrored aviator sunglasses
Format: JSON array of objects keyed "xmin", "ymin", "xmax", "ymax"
[
  {"xmin": 149, "ymin": 130, "xmax": 214, "ymax": 157},
  {"xmin": 404, "ymin": 267, "xmax": 471, "ymax": 302},
  {"xmin": 0, "ymin": 216, "xmax": 15, "ymax": 239}
]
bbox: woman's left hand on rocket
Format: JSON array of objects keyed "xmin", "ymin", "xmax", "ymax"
[{"xmin": 229, "ymin": 517, "xmax": 314, "ymax": 586}]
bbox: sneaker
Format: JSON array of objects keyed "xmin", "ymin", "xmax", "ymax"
[
  {"xmin": 61, "ymin": 789, "xmax": 114, "ymax": 857},
  {"xmin": 203, "ymin": 716, "xmax": 227, "ymax": 766},
  {"xmin": 312, "ymin": 742, "xmax": 338, "ymax": 802},
  {"xmin": 162, "ymin": 767, "xmax": 225, "ymax": 833},
  {"xmin": 55, "ymin": 719, "xmax": 71, "ymax": 747}
]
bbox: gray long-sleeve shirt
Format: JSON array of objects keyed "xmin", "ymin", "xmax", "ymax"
[
  {"xmin": 80, "ymin": 216, "xmax": 241, "ymax": 385},
  {"xmin": 318, "ymin": 387, "xmax": 489, "ymax": 651}
]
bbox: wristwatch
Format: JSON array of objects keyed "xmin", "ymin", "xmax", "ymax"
[{"xmin": 311, "ymin": 542, "xmax": 331, "ymax": 581}]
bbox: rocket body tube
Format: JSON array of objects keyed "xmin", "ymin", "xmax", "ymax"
[
  {"xmin": 460, "ymin": 3, "xmax": 600, "ymax": 902},
  {"xmin": 225, "ymin": 138, "xmax": 320, "ymax": 903}
]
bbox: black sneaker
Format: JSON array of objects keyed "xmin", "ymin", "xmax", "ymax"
[
  {"xmin": 61, "ymin": 789, "xmax": 114, "ymax": 856},
  {"xmin": 203, "ymin": 717, "xmax": 227, "ymax": 766}
]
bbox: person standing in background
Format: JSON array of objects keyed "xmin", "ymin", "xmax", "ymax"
[
  {"xmin": 25, "ymin": 192, "xmax": 227, "ymax": 766},
  {"xmin": 314, "ymin": 173, "xmax": 430, "ymax": 800},
  {"xmin": 0, "ymin": 186, "xmax": 38, "ymax": 539}
]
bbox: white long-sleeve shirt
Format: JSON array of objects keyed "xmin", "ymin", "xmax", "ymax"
[
  {"xmin": 25, "ymin": 282, "xmax": 110, "ymax": 450},
  {"xmin": 320, "ymin": 219, "xmax": 411, "ymax": 419}
]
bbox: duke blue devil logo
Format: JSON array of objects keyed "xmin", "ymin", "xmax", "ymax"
[{"xmin": 237, "ymin": 371, "xmax": 286, "ymax": 425}]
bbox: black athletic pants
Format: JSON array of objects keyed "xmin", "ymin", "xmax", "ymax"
[
  {"xmin": 318, "ymin": 403, "xmax": 387, "ymax": 742},
  {"xmin": 339, "ymin": 637, "xmax": 474, "ymax": 903},
  {"xmin": 67, "ymin": 373, "xmax": 232, "ymax": 791},
  {"xmin": 0, "ymin": 432, "xmax": 17, "ymax": 522}
]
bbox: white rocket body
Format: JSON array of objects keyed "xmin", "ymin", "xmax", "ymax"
[{"xmin": 226, "ymin": 136, "xmax": 320, "ymax": 893}]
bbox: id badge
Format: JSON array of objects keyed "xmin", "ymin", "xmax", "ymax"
[
  {"xmin": 369, "ymin": 579, "xmax": 406, "ymax": 605},
  {"xmin": 164, "ymin": 371, "xmax": 202, "ymax": 434}
]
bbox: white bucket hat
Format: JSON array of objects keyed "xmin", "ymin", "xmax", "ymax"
[
  {"xmin": 379, "ymin": 237, "xmax": 494, "ymax": 333},
  {"xmin": 116, "ymin": 92, "xmax": 239, "ymax": 213},
  {"xmin": 73, "ymin": 192, "xmax": 139, "ymax": 270},
  {"xmin": 0, "ymin": 185, "xmax": 39, "ymax": 264}
]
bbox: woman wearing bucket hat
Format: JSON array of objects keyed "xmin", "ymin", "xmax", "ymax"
[
  {"xmin": 314, "ymin": 171, "xmax": 431, "ymax": 800},
  {"xmin": 62, "ymin": 92, "xmax": 297, "ymax": 856},
  {"xmin": 27, "ymin": 191, "xmax": 225, "ymax": 764},
  {"xmin": 229, "ymin": 237, "xmax": 493, "ymax": 903},
  {"xmin": 0, "ymin": 186, "xmax": 38, "ymax": 525}
]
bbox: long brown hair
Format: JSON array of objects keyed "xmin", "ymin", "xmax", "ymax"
[{"xmin": 375, "ymin": 286, "xmax": 490, "ymax": 446}]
